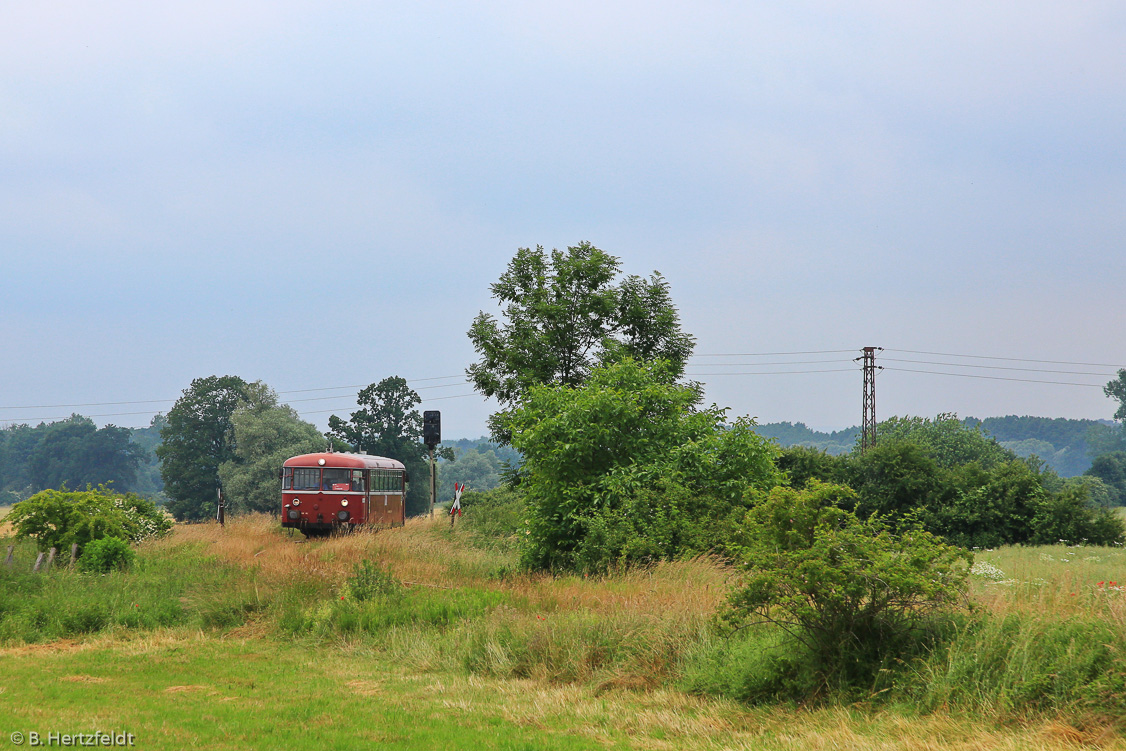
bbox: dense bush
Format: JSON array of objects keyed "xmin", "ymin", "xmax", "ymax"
[
  {"xmin": 723, "ymin": 481, "xmax": 971, "ymax": 695},
  {"xmin": 458, "ymin": 485, "xmax": 524, "ymax": 551},
  {"xmin": 507, "ymin": 359, "xmax": 779, "ymax": 573},
  {"xmin": 8, "ymin": 485, "xmax": 172, "ymax": 552},
  {"xmin": 777, "ymin": 416, "xmax": 1125, "ymax": 548},
  {"xmin": 76, "ymin": 536, "xmax": 136, "ymax": 573}
]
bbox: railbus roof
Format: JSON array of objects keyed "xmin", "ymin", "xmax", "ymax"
[{"xmin": 282, "ymin": 452, "xmax": 406, "ymax": 471}]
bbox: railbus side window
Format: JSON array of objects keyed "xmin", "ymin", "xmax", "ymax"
[
  {"xmin": 292, "ymin": 468, "xmax": 320, "ymax": 490},
  {"xmin": 282, "ymin": 467, "xmax": 293, "ymax": 490},
  {"xmin": 370, "ymin": 469, "xmax": 403, "ymax": 492}
]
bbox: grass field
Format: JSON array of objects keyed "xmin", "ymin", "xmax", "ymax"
[{"xmin": 3, "ymin": 515, "xmax": 1126, "ymax": 749}]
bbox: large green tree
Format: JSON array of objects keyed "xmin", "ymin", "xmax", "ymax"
[
  {"xmin": 157, "ymin": 375, "xmax": 254, "ymax": 521},
  {"xmin": 218, "ymin": 393, "xmax": 325, "ymax": 514},
  {"xmin": 467, "ymin": 242, "xmax": 694, "ymax": 442},
  {"xmin": 508, "ymin": 358, "xmax": 780, "ymax": 573},
  {"xmin": 1105, "ymin": 370, "xmax": 1126, "ymax": 422},
  {"xmin": 24, "ymin": 415, "xmax": 143, "ymax": 492},
  {"xmin": 328, "ymin": 377, "xmax": 450, "ymax": 517}
]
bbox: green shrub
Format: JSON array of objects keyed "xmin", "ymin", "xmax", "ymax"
[
  {"xmin": 346, "ymin": 560, "xmax": 401, "ymax": 602},
  {"xmin": 459, "ymin": 485, "xmax": 524, "ymax": 550},
  {"xmin": 8, "ymin": 485, "xmax": 172, "ymax": 552},
  {"xmin": 507, "ymin": 359, "xmax": 780, "ymax": 573},
  {"xmin": 76, "ymin": 536, "xmax": 136, "ymax": 573},
  {"xmin": 723, "ymin": 481, "xmax": 971, "ymax": 697}
]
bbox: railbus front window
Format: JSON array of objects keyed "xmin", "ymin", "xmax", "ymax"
[
  {"xmin": 282, "ymin": 467, "xmax": 294, "ymax": 490},
  {"xmin": 323, "ymin": 468, "xmax": 351, "ymax": 490},
  {"xmin": 351, "ymin": 470, "xmax": 366, "ymax": 492},
  {"xmin": 292, "ymin": 468, "xmax": 320, "ymax": 490}
]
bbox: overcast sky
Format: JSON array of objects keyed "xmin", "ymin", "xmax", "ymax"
[{"xmin": 2, "ymin": 1, "xmax": 1124, "ymax": 437}]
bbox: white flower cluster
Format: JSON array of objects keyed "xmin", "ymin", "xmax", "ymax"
[{"xmin": 970, "ymin": 561, "xmax": 1008, "ymax": 581}]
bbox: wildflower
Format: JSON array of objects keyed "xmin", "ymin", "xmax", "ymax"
[{"xmin": 1098, "ymin": 581, "xmax": 1105, "ymax": 587}]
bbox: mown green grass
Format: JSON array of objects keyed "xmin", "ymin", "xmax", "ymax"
[
  {"xmin": 0, "ymin": 637, "xmax": 612, "ymax": 751},
  {"xmin": 3, "ymin": 635, "xmax": 1119, "ymax": 751}
]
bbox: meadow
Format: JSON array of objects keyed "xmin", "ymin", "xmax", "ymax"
[{"xmin": 2, "ymin": 514, "xmax": 1126, "ymax": 749}]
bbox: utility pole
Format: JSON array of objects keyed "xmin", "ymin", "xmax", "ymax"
[
  {"xmin": 423, "ymin": 411, "xmax": 441, "ymax": 518},
  {"xmin": 857, "ymin": 347, "xmax": 882, "ymax": 452}
]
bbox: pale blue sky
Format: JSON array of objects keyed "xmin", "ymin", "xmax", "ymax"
[{"xmin": 2, "ymin": 1, "xmax": 1124, "ymax": 437}]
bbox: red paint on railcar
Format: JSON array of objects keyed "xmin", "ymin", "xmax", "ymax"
[{"xmin": 280, "ymin": 451, "xmax": 407, "ymax": 537}]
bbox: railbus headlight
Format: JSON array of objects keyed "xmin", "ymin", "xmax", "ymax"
[
  {"xmin": 291, "ymin": 498, "xmax": 300, "ymax": 506},
  {"xmin": 341, "ymin": 499, "xmax": 349, "ymax": 507},
  {"xmin": 336, "ymin": 510, "xmax": 350, "ymax": 522},
  {"xmin": 287, "ymin": 509, "xmax": 299, "ymax": 521}
]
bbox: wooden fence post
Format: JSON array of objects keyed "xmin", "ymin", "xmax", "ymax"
[
  {"xmin": 4, "ymin": 545, "xmax": 12, "ymax": 567},
  {"xmin": 70, "ymin": 543, "xmax": 79, "ymax": 567},
  {"xmin": 46, "ymin": 547, "xmax": 57, "ymax": 571},
  {"xmin": 33, "ymin": 552, "xmax": 45, "ymax": 573}
]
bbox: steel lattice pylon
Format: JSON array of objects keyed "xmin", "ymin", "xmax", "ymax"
[{"xmin": 858, "ymin": 347, "xmax": 882, "ymax": 451}]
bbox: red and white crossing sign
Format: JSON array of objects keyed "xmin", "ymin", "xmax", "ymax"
[{"xmin": 451, "ymin": 482, "xmax": 466, "ymax": 516}]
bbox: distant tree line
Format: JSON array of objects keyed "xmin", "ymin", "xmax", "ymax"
[
  {"xmin": 755, "ymin": 415, "xmax": 1126, "ymax": 479},
  {"xmin": 0, "ymin": 416, "xmax": 154, "ymax": 505}
]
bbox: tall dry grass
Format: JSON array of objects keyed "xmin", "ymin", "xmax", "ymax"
[{"xmin": 158, "ymin": 513, "xmax": 735, "ymax": 623}]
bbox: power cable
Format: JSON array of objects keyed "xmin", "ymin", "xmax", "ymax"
[
  {"xmin": 882, "ymin": 357, "xmax": 1116, "ymax": 377},
  {"xmin": 686, "ymin": 368, "xmax": 858, "ymax": 376},
  {"xmin": 884, "ymin": 349, "xmax": 1123, "ymax": 369},
  {"xmin": 882, "ymin": 366, "xmax": 1104, "ymax": 388},
  {"xmin": 692, "ymin": 349, "xmax": 858, "ymax": 357}
]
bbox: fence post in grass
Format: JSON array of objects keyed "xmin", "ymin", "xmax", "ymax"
[
  {"xmin": 33, "ymin": 552, "xmax": 45, "ymax": 572},
  {"xmin": 46, "ymin": 547, "xmax": 57, "ymax": 571},
  {"xmin": 5, "ymin": 545, "xmax": 12, "ymax": 567},
  {"xmin": 70, "ymin": 543, "xmax": 79, "ymax": 567}
]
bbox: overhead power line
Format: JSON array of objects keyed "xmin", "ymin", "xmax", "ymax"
[
  {"xmin": 685, "ymin": 368, "xmax": 857, "ymax": 376},
  {"xmin": 296, "ymin": 392, "xmax": 481, "ymax": 416},
  {"xmin": 0, "ymin": 375, "xmax": 470, "ymax": 412},
  {"xmin": 884, "ymin": 348, "xmax": 1124, "ymax": 369},
  {"xmin": 688, "ymin": 358, "xmax": 857, "ymax": 367},
  {"xmin": 692, "ymin": 349, "xmax": 858, "ymax": 357},
  {"xmin": 882, "ymin": 366, "xmax": 1105, "ymax": 388},
  {"xmin": 882, "ymin": 357, "xmax": 1116, "ymax": 377}
]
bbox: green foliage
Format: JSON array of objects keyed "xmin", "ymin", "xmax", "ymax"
[
  {"xmin": 217, "ymin": 395, "xmax": 324, "ymax": 514},
  {"xmin": 328, "ymin": 376, "xmax": 449, "ymax": 517},
  {"xmin": 7, "ymin": 485, "xmax": 172, "ymax": 552},
  {"xmin": 508, "ymin": 359, "xmax": 779, "ymax": 573},
  {"xmin": 157, "ymin": 375, "xmax": 253, "ymax": 521},
  {"xmin": 788, "ymin": 415, "xmax": 1126, "ymax": 548},
  {"xmin": 459, "ymin": 485, "xmax": 525, "ymax": 552},
  {"xmin": 128, "ymin": 414, "xmax": 167, "ymax": 498},
  {"xmin": 0, "ymin": 540, "xmax": 265, "ymax": 642},
  {"xmin": 775, "ymin": 446, "xmax": 849, "ymax": 490},
  {"xmin": 1085, "ymin": 451, "xmax": 1126, "ymax": 506},
  {"xmin": 76, "ymin": 536, "xmax": 136, "ymax": 573},
  {"xmin": 0, "ymin": 416, "xmax": 145, "ymax": 497},
  {"xmin": 1104, "ymin": 369, "xmax": 1126, "ymax": 422},
  {"xmin": 437, "ymin": 443, "xmax": 511, "ymax": 503},
  {"xmin": 467, "ymin": 243, "xmax": 694, "ymax": 443},
  {"xmin": 284, "ymin": 585, "xmax": 510, "ymax": 637},
  {"xmin": 753, "ymin": 422, "xmax": 860, "ymax": 455},
  {"xmin": 908, "ymin": 613, "xmax": 1126, "ymax": 715},
  {"xmin": 723, "ymin": 481, "xmax": 972, "ymax": 695},
  {"xmin": 971, "ymin": 415, "xmax": 1109, "ymax": 477},
  {"xmin": 873, "ymin": 413, "xmax": 1016, "ymax": 469},
  {"xmin": 345, "ymin": 560, "xmax": 401, "ymax": 602}
]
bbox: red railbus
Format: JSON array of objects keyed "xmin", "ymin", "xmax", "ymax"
[{"xmin": 280, "ymin": 451, "xmax": 407, "ymax": 536}]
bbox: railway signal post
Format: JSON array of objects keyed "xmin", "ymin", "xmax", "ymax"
[{"xmin": 423, "ymin": 410, "xmax": 441, "ymax": 517}]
